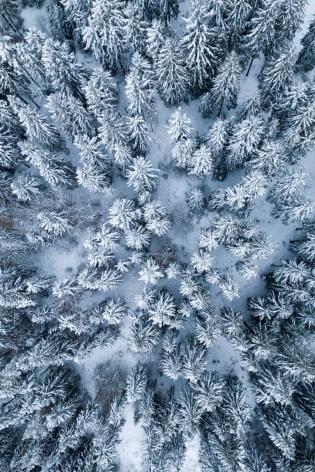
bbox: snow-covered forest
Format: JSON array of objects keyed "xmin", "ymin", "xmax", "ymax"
[{"xmin": 1, "ymin": 0, "xmax": 315, "ymax": 470}]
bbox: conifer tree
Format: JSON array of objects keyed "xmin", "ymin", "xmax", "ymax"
[
  {"xmin": 160, "ymin": 0, "xmax": 179, "ymax": 26},
  {"xmin": 125, "ymin": 3, "xmax": 148, "ymax": 54},
  {"xmin": 46, "ymin": 92, "xmax": 94, "ymax": 140},
  {"xmin": 156, "ymin": 37, "xmax": 190, "ymax": 106},
  {"xmin": 297, "ymin": 17, "xmax": 315, "ymax": 71},
  {"xmin": 189, "ymin": 144, "xmax": 213, "ymax": 177},
  {"xmin": 83, "ymin": 0, "xmax": 127, "ymax": 70},
  {"xmin": 260, "ymin": 45, "xmax": 296, "ymax": 105},
  {"xmin": 244, "ymin": 0, "xmax": 283, "ymax": 74},
  {"xmin": 42, "ymin": 38, "xmax": 86, "ymax": 95},
  {"xmin": 84, "ymin": 68, "xmax": 118, "ymax": 117},
  {"xmin": 125, "ymin": 53, "xmax": 155, "ymax": 120},
  {"xmin": 225, "ymin": 115, "xmax": 265, "ymax": 169},
  {"xmin": 201, "ymin": 51, "xmax": 241, "ymax": 116},
  {"xmin": 168, "ymin": 108, "xmax": 193, "ymax": 144},
  {"xmin": 146, "ymin": 19, "xmax": 165, "ymax": 61},
  {"xmin": 181, "ymin": 0, "xmax": 224, "ymax": 91},
  {"xmin": 126, "ymin": 156, "xmax": 158, "ymax": 193},
  {"xmin": 275, "ymin": 0, "xmax": 308, "ymax": 43}
]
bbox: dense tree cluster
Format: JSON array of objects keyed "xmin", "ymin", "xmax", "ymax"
[{"xmin": 0, "ymin": 0, "xmax": 314, "ymax": 470}]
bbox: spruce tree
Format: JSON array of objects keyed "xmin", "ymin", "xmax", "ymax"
[
  {"xmin": 201, "ymin": 51, "xmax": 241, "ymax": 116},
  {"xmin": 181, "ymin": 1, "xmax": 224, "ymax": 91},
  {"xmin": 156, "ymin": 37, "xmax": 190, "ymax": 106},
  {"xmin": 297, "ymin": 17, "xmax": 315, "ymax": 71}
]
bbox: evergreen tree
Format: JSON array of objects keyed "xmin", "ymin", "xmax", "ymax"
[
  {"xmin": 10, "ymin": 97, "xmax": 64, "ymax": 149},
  {"xmin": 146, "ymin": 19, "xmax": 165, "ymax": 61},
  {"xmin": 227, "ymin": 0, "xmax": 253, "ymax": 37},
  {"xmin": 208, "ymin": 0, "xmax": 230, "ymax": 30},
  {"xmin": 260, "ymin": 45, "xmax": 296, "ymax": 105},
  {"xmin": 84, "ymin": 68, "xmax": 118, "ymax": 117},
  {"xmin": 83, "ymin": 0, "xmax": 127, "ymax": 70},
  {"xmin": 168, "ymin": 108, "xmax": 193, "ymax": 143},
  {"xmin": 42, "ymin": 38, "xmax": 86, "ymax": 95},
  {"xmin": 243, "ymin": 0, "xmax": 283, "ymax": 73},
  {"xmin": 297, "ymin": 17, "xmax": 315, "ymax": 71},
  {"xmin": 160, "ymin": 0, "xmax": 179, "ymax": 26},
  {"xmin": 156, "ymin": 37, "xmax": 190, "ymax": 106},
  {"xmin": 201, "ymin": 51, "xmax": 241, "ymax": 116},
  {"xmin": 275, "ymin": 0, "xmax": 308, "ymax": 43},
  {"xmin": 46, "ymin": 92, "xmax": 94, "ymax": 140},
  {"xmin": 207, "ymin": 118, "xmax": 228, "ymax": 157},
  {"xmin": 125, "ymin": 3, "xmax": 148, "ymax": 54},
  {"xmin": 189, "ymin": 144, "xmax": 213, "ymax": 177},
  {"xmin": 225, "ymin": 115, "xmax": 265, "ymax": 169},
  {"xmin": 127, "ymin": 115, "xmax": 151, "ymax": 154},
  {"xmin": 181, "ymin": 0, "xmax": 224, "ymax": 91},
  {"xmin": 61, "ymin": 0, "xmax": 92, "ymax": 34},
  {"xmin": 126, "ymin": 156, "xmax": 158, "ymax": 193},
  {"xmin": 125, "ymin": 53, "xmax": 155, "ymax": 120}
]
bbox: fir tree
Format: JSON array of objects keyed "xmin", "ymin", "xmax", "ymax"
[
  {"xmin": 125, "ymin": 53, "xmax": 155, "ymax": 120},
  {"xmin": 297, "ymin": 17, "xmax": 315, "ymax": 71},
  {"xmin": 83, "ymin": 0, "xmax": 127, "ymax": 70},
  {"xmin": 46, "ymin": 92, "xmax": 94, "ymax": 140},
  {"xmin": 260, "ymin": 45, "xmax": 296, "ymax": 105},
  {"xmin": 201, "ymin": 51, "xmax": 241, "ymax": 116},
  {"xmin": 84, "ymin": 68, "xmax": 118, "ymax": 117},
  {"xmin": 181, "ymin": 0, "xmax": 224, "ymax": 91},
  {"xmin": 42, "ymin": 38, "xmax": 86, "ymax": 95},
  {"xmin": 167, "ymin": 108, "xmax": 193, "ymax": 143},
  {"xmin": 125, "ymin": 3, "xmax": 148, "ymax": 54},
  {"xmin": 146, "ymin": 19, "xmax": 165, "ymax": 61},
  {"xmin": 189, "ymin": 144, "xmax": 213, "ymax": 177},
  {"xmin": 156, "ymin": 37, "xmax": 190, "ymax": 106},
  {"xmin": 126, "ymin": 156, "xmax": 158, "ymax": 193}
]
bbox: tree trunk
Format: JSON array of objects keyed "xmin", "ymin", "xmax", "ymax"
[
  {"xmin": 246, "ymin": 57, "xmax": 255, "ymax": 77},
  {"xmin": 218, "ymin": 98, "xmax": 224, "ymax": 117},
  {"xmin": 258, "ymin": 63, "xmax": 266, "ymax": 79},
  {"xmin": 1, "ymin": 13, "xmax": 23, "ymax": 38}
]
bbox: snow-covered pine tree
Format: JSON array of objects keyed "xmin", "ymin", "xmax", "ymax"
[
  {"xmin": 127, "ymin": 115, "xmax": 151, "ymax": 155},
  {"xmin": 61, "ymin": 0, "xmax": 92, "ymax": 36},
  {"xmin": 83, "ymin": 0, "xmax": 126, "ymax": 70},
  {"xmin": 167, "ymin": 108, "xmax": 193, "ymax": 144},
  {"xmin": 42, "ymin": 37, "xmax": 86, "ymax": 95},
  {"xmin": 126, "ymin": 156, "xmax": 157, "ymax": 193},
  {"xmin": 243, "ymin": 0, "xmax": 283, "ymax": 74},
  {"xmin": 125, "ymin": 53, "xmax": 155, "ymax": 121},
  {"xmin": 225, "ymin": 115, "xmax": 265, "ymax": 169},
  {"xmin": 207, "ymin": 118, "xmax": 229, "ymax": 158},
  {"xmin": 189, "ymin": 144, "xmax": 213, "ymax": 177},
  {"xmin": 84, "ymin": 68, "xmax": 118, "ymax": 118},
  {"xmin": 125, "ymin": 3, "xmax": 148, "ymax": 54},
  {"xmin": 260, "ymin": 45, "xmax": 296, "ymax": 106},
  {"xmin": 181, "ymin": 0, "xmax": 224, "ymax": 92},
  {"xmin": 156, "ymin": 37, "xmax": 190, "ymax": 106},
  {"xmin": 201, "ymin": 51, "xmax": 241, "ymax": 116},
  {"xmin": 226, "ymin": 0, "xmax": 253, "ymax": 38},
  {"xmin": 208, "ymin": 0, "xmax": 230, "ymax": 30},
  {"xmin": 275, "ymin": 0, "xmax": 308, "ymax": 43},
  {"xmin": 297, "ymin": 17, "xmax": 315, "ymax": 71},
  {"xmin": 10, "ymin": 97, "xmax": 64, "ymax": 149},
  {"xmin": 146, "ymin": 19, "xmax": 165, "ymax": 62},
  {"xmin": 46, "ymin": 91, "xmax": 94, "ymax": 140},
  {"xmin": 160, "ymin": 0, "xmax": 179, "ymax": 26}
]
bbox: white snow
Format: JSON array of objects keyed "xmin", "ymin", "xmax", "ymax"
[{"xmin": 118, "ymin": 403, "xmax": 146, "ymax": 472}]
